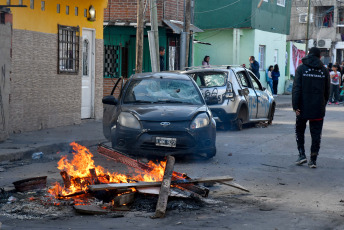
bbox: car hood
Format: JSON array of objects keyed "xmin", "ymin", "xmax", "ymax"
[{"xmin": 121, "ymin": 104, "xmax": 207, "ymax": 121}]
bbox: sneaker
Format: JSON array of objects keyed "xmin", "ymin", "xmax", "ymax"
[
  {"xmin": 335, "ymin": 102, "xmax": 339, "ymax": 105},
  {"xmin": 328, "ymin": 102, "xmax": 332, "ymax": 105},
  {"xmin": 308, "ymin": 160, "xmax": 317, "ymax": 168},
  {"xmin": 295, "ymin": 154, "xmax": 307, "ymax": 165},
  {"xmin": 308, "ymin": 154, "xmax": 317, "ymax": 168}
]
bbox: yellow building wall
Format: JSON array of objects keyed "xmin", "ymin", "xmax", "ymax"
[{"xmin": 1, "ymin": 0, "xmax": 108, "ymax": 39}]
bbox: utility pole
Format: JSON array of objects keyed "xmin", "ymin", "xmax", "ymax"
[
  {"xmin": 135, "ymin": 0, "xmax": 144, "ymax": 73},
  {"xmin": 305, "ymin": 0, "xmax": 311, "ymax": 54},
  {"xmin": 148, "ymin": 0, "xmax": 160, "ymax": 72},
  {"xmin": 184, "ymin": 0, "xmax": 191, "ymax": 68}
]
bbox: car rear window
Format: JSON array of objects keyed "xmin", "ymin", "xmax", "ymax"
[
  {"xmin": 192, "ymin": 72, "xmax": 227, "ymax": 88},
  {"xmin": 123, "ymin": 78, "xmax": 203, "ymax": 105}
]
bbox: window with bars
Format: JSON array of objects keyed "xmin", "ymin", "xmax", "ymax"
[
  {"xmin": 58, "ymin": 25, "xmax": 80, "ymax": 74},
  {"xmin": 258, "ymin": 45, "xmax": 266, "ymax": 71},
  {"xmin": 277, "ymin": 0, "xmax": 285, "ymax": 7},
  {"xmin": 104, "ymin": 45, "xmax": 120, "ymax": 77}
]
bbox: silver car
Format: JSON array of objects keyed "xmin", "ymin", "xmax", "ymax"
[{"xmin": 184, "ymin": 66, "xmax": 276, "ymax": 130}]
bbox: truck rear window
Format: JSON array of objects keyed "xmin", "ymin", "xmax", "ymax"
[{"xmin": 192, "ymin": 72, "xmax": 227, "ymax": 88}]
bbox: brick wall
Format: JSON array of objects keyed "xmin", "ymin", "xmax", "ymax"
[
  {"xmin": 0, "ymin": 20, "xmax": 11, "ymax": 141},
  {"xmin": 10, "ymin": 29, "xmax": 103, "ymax": 133},
  {"xmin": 94, "ymin": 39, "xmax": 104, "ymax": 120},
  {"xmin": 104, "ymin": 0, "xmax": 184, "ymax": 23},
  {"xmin": 103, "ymin": 77, "xmax": 128, "ymax": 98}
]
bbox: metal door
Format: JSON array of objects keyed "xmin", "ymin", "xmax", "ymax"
[
  {"xmin": 248, "ymin": 71, "xmax": 270, "ymax": 118},
  {"xmin": 237, "ymin": 71, "xmax": 258, "ymax": 119},
  {"xmin": 81, "ymin": 29, "xmax": 95, "ymax": 119}
]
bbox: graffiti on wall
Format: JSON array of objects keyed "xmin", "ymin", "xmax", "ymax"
[{"xmin": 0, "ymin": 64, "xmax": 5, "ymax": 130}]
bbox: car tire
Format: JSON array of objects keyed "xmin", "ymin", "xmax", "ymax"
[
  {"xmin": 234, "ymin": 118, "xmax": 243, "ymax": 131},
  {"xmin": 268, "ymin": 103, "xmax": 276, "ymax": 125},
  {"xmin": 206, "ymin": 148, "xmax": 216, "ymax": 158}
]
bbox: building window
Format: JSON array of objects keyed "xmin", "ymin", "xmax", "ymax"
[
  {"xmin": 58, "ymin": 25, "xmax": 80, "ymax": 74},
  {"xmin": 104, "ymin": 45, "xmax": 120, "ymax": 77},
  {"xmin": 57, "ymin": 4, "xmax": 60, "ymax": 13},
  {"xmin": 258, "ymin": 45, "xmax": 266, "ymax": 71},
  {"xmin": 274, "ymin": 49, "xmax": 278, "ymax": 65},
  {"xmin": 277, "ymin": 0, "xmax": 285, "ymax": 7},
  {"xmin": 75, "ymin": 7, "xmax": 78, "ymax": 16},
  {"xmin": 6, "ymin": 0, "xmax": 10, "ymax": 5},
  {"xmin": 315, "ymin": 6, "xmax": 334, "ymax": 28},
  {"xmin": 84, "ymin": 9, "xmax": 87, "ymax": 17},
  {"xmin": 83, "ymin": 40, "xmax": 89, "ymax": 76},
  {"xmin": 41, "ymin": 1, "xmax": 45, "ymax": 11},
  {"xmin": 66, "ymin": 5, "xmax": 69, "ymax": 15},
  {"xmin": 30, "ymin": 0, "xmax": 34, "ymax": 9},
  {"xmin": 19, "ymin": 0, "xmax": 23, "ymax": 5}
]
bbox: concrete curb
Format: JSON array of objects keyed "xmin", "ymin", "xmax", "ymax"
[
  {"xmin": 276, "ymin": 103, "xmax": 292, "ymax": 109},
  {"xmin": 0, "ymin": 139, "xmax": 107, "ymax": 162}
]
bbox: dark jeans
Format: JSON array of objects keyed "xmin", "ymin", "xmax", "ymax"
[
  {"xmin": 273, "ymin": 80, "xmax": 278, "ymax": 95},
  {"xmin": 295, "ymin": 116, "xmax": 324, "ymax": 154},
  {"xmin": 329, "ymin": 84, "xmax": 340, "ymax": 102}
]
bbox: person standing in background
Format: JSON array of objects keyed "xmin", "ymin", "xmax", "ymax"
[
  {"xmin": 159, "ymin": 47, "xmax": 165, "ymax": 71},
  {"xmin": 202, "ymin": 55, "xmax": 210, "ymax": 67},
  {"xmin": 266, "ymin": 65, "xmax": 274, "ymax": 95},
  {"xmin": 249, "ymin": 56, "xmax": 260, "ymax": 79},
  {"xmin": 271, "ymin": 64, "xmax": 280, "ymax": 96},
  {"xmin": 328, "ymin": 64, "xmax": 341, "ymax": 105}
]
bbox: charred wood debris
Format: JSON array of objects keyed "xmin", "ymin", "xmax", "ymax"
[{"xmin": 0, "ymin": 144, "xmax": 248, "ymax": 219}]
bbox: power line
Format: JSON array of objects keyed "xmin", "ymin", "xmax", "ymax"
[{"xmin": 194, "ymin": 0, "xmax": 242, "ymax": 14}]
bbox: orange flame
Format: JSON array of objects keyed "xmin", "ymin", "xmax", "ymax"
[{"xmin": 48, "ymin": 142, "xmax": 166, "ymax": 197}]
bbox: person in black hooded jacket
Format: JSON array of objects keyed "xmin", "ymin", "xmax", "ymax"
[{"xmin": 292, "ymin": 47, "xmax": 330, "ymax": 168}]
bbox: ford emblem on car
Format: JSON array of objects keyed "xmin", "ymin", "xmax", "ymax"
[{"xmin": 160, "ymin": 122, "xmax": 171, "ymax": 127}]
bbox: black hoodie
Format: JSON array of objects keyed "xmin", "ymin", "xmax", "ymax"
[{"xmin": 292, "ymin": 54, "xmax": 330, "ymax": 119}]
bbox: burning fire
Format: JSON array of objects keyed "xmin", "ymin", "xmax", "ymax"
[{"xmin": 48, "ymin": 142, "xmax": 166, "ymax": 197}]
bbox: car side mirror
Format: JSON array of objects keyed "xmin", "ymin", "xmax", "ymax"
[{"xmin": 102, "ymin": 95, "xmax": 118, "ymax": 105}]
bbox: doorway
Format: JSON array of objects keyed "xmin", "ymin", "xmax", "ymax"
[{"xmin": 81, "ymin": 28, "xmax": 95, "ymax": 119}]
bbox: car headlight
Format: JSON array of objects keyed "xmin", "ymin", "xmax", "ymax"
[
  {"xmin": 190, "ymin": 113, "xmax": 210, "ymax": 129},
  {"xmin": 118, "ymin": 112, "xmax": 141, "ymax": 129}
]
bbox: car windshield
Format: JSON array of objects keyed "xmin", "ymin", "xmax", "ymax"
[
  {"xmin": 123, "ymin": 78, "xmax": 203, "ymax": 105},
  {"xmin": 193, "ymin": 72, "xmax": 227, "ymax": 88}
]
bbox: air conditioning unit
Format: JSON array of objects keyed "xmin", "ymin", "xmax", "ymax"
[
  {"xmin": 308, "ymin": 39, "xmax": 315, "ymax": 48},
  {"xmin": 317, "ymin": 39, "xmax": 332, "ymax": 49},
  {"xmin": 299, "ymin": 13, "xmax": 313, "ymax": 23}
]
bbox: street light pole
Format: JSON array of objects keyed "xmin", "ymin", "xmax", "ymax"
[{"xmin": 305, "ymin": 0, "xmax": 311, "ymax": 54}]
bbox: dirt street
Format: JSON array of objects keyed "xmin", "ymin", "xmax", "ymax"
[{"xmin": 0, "ymin": 106, "xmax": 344, "ymax": 230}]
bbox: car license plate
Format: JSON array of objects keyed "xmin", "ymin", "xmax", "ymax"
[{"xmin": 155, "ymin": 137, "xmax": 177, "ymax": 148}]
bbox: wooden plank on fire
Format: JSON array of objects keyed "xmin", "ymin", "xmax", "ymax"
[
  {"xmin": 97, "ymin": 144, "xmax": 210, "ymax": 197},
  {"xmin": 60, "ymin": 171, "xmax": 71, "ymax": 188},
  {"xmin": 88, "ymin": 175, "xmax": 234, "ymax": 191},
  {"xmin": 89, "ymin": 168, "xmax": 100, "ymax": 184},
  {"xmin": 152, "ymin": 156, "xmax": 175, "ymax": 218}
]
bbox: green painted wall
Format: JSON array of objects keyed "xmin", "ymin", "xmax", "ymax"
[
  {"xmin": 194, "ymin": 0, "xmax": 252, "ymax": 30},
  {"xmin": 194, "ymin": 29, "xmax": 234, "ymax": 66},
  {"xmin": 194, "ymin": 0, "xmax": 291, "ymax": 35},
  {"xmin": 104, "ymin": 26, "xmax": 167, "ymax": 77},
  {"xmin": 194, "ymin": 28, "xmax": 287, "ymax": 94},
  {"xmin": 252, "ymin": 30, "xmax": 287, "ymax": 94}
]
